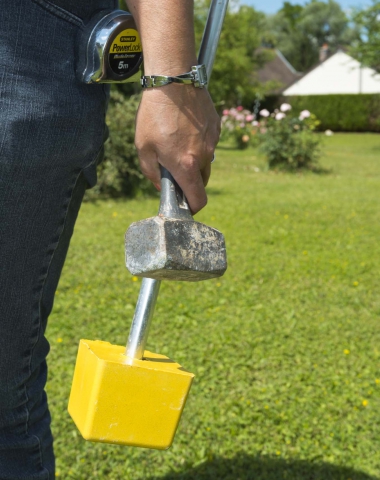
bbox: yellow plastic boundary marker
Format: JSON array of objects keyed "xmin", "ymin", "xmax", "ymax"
[{"xmin": 68, "ymin": 340, "xmax": 194, "ymax": 449}]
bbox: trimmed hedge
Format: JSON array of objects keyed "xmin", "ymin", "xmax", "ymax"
[{"xmin": 264, "ymin": 94, "xmax": 380, "ymax": 132}]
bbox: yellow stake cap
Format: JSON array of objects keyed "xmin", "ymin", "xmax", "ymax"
[{"xmin": 68, "ymin": 340, "xmax": 194, "ymax": 449}]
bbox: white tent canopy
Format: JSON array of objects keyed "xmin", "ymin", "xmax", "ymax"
[{"xmin": 283, "ymin": 51, "xmax": 380, "ymax": 96}]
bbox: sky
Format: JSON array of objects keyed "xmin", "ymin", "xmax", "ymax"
[{"xmin": 240, "ymin": 0, "xmax": 370, "ymax": 14}]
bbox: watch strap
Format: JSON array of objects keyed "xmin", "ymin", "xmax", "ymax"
[{"xmin": 141, "ymin": 65, "xmax": 208, "ymax": 89}]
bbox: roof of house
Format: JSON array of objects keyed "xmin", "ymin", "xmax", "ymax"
[
  {"xmin": 257, "ymin": 49, "xmax": 302, "ymax": 93},
  {"xmin": 283, "ymin": 50, "xmax": 380, "ymax": 96}
]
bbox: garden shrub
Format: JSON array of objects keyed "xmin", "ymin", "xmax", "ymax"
[
  {"xmin": 85, "ymin": 89, "xmax": 154, "ymax": 200},
  {"xmin": 221, "ymin": 103, "xmax": 322, "ymax": 170},
  {"xmin": 258, "ymin": 104, "xmax": 322, "ymax": 170}
]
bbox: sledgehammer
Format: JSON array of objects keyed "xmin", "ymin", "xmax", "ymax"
[{"xmin": 125, "ymin": 166, "xmax": 227, "ymax": 281}]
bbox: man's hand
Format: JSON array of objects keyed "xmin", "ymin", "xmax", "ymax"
[
  {"xmin": 126, "ymin": 0, "xmax": 220, "ymax": 214},
  {"xmin": 135, "ymin": 85, "xmax": 220, "ymax": 214}
]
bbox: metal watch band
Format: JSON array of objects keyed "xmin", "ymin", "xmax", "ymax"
[{"xmin": 141, "ymin": 64, "xmax": 208, "ymax": 89}]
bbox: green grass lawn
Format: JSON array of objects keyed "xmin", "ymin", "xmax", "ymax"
[{"xmin": 49, "ymin": 133, "xmax": 380, "ymax": 479}]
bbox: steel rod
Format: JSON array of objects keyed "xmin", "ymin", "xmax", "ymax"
[
  {"xmin": 198, "ymin": 0, "xmax": 229, "ymax": 82},
  {"xmin": 125, "ymin": 278, "xmax": 161, "ymax": 362}
]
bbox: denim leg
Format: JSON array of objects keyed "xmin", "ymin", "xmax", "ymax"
[
  {"xmin": 0, "ymin": 169, "xmax": 91, "ymax": 479},
  {"xmin": 0, "ymin": 0, "xmax": 116, "ymax": 478}
]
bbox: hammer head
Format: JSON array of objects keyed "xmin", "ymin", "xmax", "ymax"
[{"xmin": 125, "ymin": 216, "xmax": 227, "ymax": 281}]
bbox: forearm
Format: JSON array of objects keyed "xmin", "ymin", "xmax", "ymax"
[
  {"xmin": 124, "ymin": 0, "xmax": 220, "ymax": 214},
  {"xmin": 125, "ymin": 0, "xmax": 197, "ymax": 75}
]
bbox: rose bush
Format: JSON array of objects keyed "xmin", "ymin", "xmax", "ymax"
[
  {"xmin": 257, "ymin": 104, "xmax": 322, "ymax": 170},
  {"xmin": 221, "ymin": 106, "xmax": 259, "ymax": 149},
  {"xmin": 221, "ymin": 103, "xmax": 322, "ymax": 170}
]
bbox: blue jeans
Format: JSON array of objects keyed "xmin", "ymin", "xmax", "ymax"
[{"xmin": 0, "ymin": 1, "xmax": 117, "ymax": 478}]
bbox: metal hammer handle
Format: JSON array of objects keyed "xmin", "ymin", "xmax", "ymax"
[
  {"xmin": 125, "ymin": 0, "xmax": 229, "ymax": 362},
  {"xmin": 158, "ymin": 167, "xmax": 193, "ymax": 220}
]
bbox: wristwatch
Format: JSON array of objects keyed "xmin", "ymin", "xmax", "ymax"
[{"xmin": 141, "ymin": 64, "xmax": 208, "ymax": 89}]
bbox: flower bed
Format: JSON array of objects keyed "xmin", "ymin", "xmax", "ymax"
[{"xmin": 222, "ymin": 103, "xmax": 322, "ymax": 170}]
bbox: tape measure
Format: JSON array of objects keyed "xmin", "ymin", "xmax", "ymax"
[{"xmin": 77, "ymin": 10, "xmax": 143, "ymax": 84}]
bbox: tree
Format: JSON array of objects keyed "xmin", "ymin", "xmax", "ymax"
[
  {"xmin": 350, "ymin": 1, "xmax": 380, "ymax": 71},
  {"xmin": 267, "ymin": 0, "xmax": 356, "ymax": 72},
  {"xmin": 195, "ymin": 1, "xmax": 268, "ymax": 107}
]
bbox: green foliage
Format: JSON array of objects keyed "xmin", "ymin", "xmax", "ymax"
[
  {"xmin": 220, "ymin": 103, "xmax": 323, "ymax": 166},
  {"xmin": 350, "ymin": 0, "xmax": 380, "ymax": 72},
  {"xmin": 195, "ymin": 1, "xmax": 267, "ymax": 106},
  {"xmin": 49, "ymin": 134, "xmax": 380, "ymax": 478},
  {"xmin": 267, "ymin": 0, "xmax": 357, "ymax": 72},
  {"xmin": 265, "ymin": 4, "xmax": 315, "ymax": 72},
  {"xmin": 86, "ymin": 89, "xmax": 154, "ymax": 200},
  {"xmin": 258, "ymin": 107, "xmax": 322, "ymax": 170},
  {"xmin": 286, "ymin": 94, "xmax": 380, "ymax": 132}
]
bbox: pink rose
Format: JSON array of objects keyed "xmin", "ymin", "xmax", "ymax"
[
  {"xmin": 237, "ymin": 106, "xmax": 244, "ymax": 111},
  {"xmin": 245, "ymin": 114, "xmax": 254, "ymax": 122}
]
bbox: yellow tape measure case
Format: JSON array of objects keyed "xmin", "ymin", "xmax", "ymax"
[{"xmin": 76, "ymin": 10, "xmax": 143, "ymax": 84}]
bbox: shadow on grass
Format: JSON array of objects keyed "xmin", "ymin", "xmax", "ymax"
[
  {"xmin": 268, "ymin": 165, "xmax": 332, "ymax": 175},
  {"xmin": 150, "ymin": 453, "xmax": 378, "ymax": 480},
  {"xmin": 311, "ymin": 165, "xmax": 333, "ymax": 175},
  {"xmin": 205, "ymin": 187, "xmax": 224, "ymax": 196},
  {"xmin": 216, "ymin": 144, "xmax": 240, "ymax": 151}
]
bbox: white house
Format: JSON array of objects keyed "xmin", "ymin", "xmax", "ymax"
[{"xmin": 283, "ymin": 50, "xmax": 380, "ymax": 96}]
